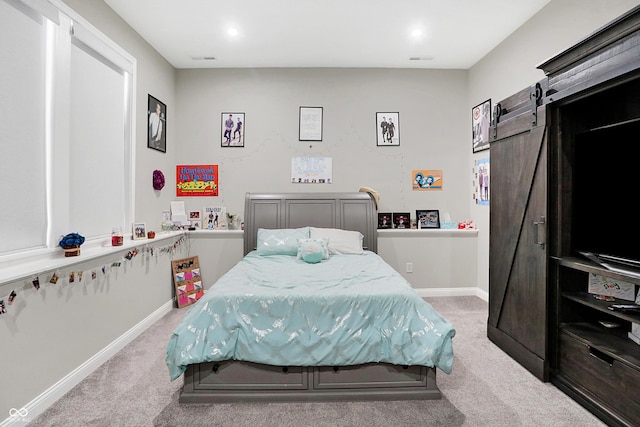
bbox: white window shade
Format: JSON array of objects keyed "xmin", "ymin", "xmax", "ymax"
[{"xmin": 0, "ymin": 0, "xmax": 48, "ymax": 254}]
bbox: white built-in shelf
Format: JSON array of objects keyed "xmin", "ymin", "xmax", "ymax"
[{"xmin": 377, "ymin": 228, "xmax": 479, "ymax": 237}]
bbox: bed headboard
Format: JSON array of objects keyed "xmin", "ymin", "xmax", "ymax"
[{"xmin": 243, "ymin": 192, "xmax": 378, "ymax": 255}]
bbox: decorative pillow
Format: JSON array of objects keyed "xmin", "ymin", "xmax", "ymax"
[
  {"xmin": 296, "ymin": 238, "xmax": 327, "ymax": 264},
  {"xmin": 256, "ymin": 227, "xmax": 310, "ymax": 256},
  {"xmin": 296, "ymin": 238, "xmax": 329, "ymax": 261},
  {"xmin": 309, "ymin": 227, "xmax": 364, "ymax": 255}
]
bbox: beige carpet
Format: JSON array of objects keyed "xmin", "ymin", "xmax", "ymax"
[{"xmin": 28, "ymin": 297, "xmax": 605, "ymax": 426}]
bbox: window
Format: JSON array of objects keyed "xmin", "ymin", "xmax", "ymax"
[{"xmin": 0, "ymin": 0, "xmax": 135, "ymax": 261}]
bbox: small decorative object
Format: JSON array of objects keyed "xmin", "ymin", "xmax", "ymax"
[
  {"xmin": 227, "ymin": 212, "xmax": 240, "ymax": 230},
  {"xmin": 112, "ymin": 227, "xmax": 124, "ymax": 246},
  {"xmin": 59, "ymin": 232, "xmax": 85, "ymax": 257},
  {"xmin": 377, "ymin": 212, "xmax": 392, "ymax": 229},
  {"xmin": 153, "ymin": 169, "xmax": 165, "ymax": 190},
  {"xmin": 147, "ymin": 231, "xmax": 155, "ymax": 239},
  {"xmin": 458, "ymin": 219, "xmax": 476, "ymax": 230},
  {"xmin": 133, "ymin": 222, "xmax": 147, "ymax": 240},
  {"xmin": 376, "ymin": 112, "xmax": 400, "ymax": 146}
]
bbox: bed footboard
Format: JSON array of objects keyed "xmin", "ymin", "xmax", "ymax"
[{"xmin": 180, "ymin": 361, "xmax": 440, "ymax": 403}]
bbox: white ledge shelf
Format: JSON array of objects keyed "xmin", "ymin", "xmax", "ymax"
[
  {"xmin": 377, "ymin": 228, "xmax": 479, "ymax": 237},
  {"xmin": 0, "ymin": 231, "xmax": 184, "ymax": 286}
]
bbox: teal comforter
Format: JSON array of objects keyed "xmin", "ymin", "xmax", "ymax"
[{"xmin": 166, "ymin": 251, "xmax": 455, "ymax": 381}]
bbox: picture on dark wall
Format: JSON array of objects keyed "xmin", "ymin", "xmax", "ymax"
[
  {"xmin": 376, "ymin": 112, "xmax": 400, "ymax": 146},
  {"xmin": 148, "ymin": 95, "xmax": 166, "ymax": 153},
  {"xmin": 472, "ymin": 99, "xmax": 491, "ymax": 153},
  {"xmin": 221, "ymin": 112, "xmax": 245, "ymax": 147}
]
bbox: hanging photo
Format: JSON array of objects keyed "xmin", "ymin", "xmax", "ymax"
[
  {"xmin": 148, "ymin": 95, "xmax": 167, "ymax": 153},
  {"xmin": 221, "ymin": 112, "xmax": 245, "ymax": 147},
  {"xmin": 472, "ymin": 99, "xmax": 491, "ymax": 153},
  {"xmin": 376, "ymin": 112, "xmax": 400, "ymax": 146}
]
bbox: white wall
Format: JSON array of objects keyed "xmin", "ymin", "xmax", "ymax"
[{"xmin": 467, "ymin": 0, "xmax": 640, "ymax": 295}]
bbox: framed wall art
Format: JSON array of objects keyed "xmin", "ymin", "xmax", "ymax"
[
  {"xmin": 132, "ymin": 222, "xmax": 147, "ymax": 240},
  {"xmin": 377, "ymin": 212, "xmax": 392, "ymax": 229},
  {"xmin": 148, "ymin": 95, "xmax": 167, "ymax": 153},
  {"xmin": 221, "ymin": 112, "xmax": 244, "ymax": 147},
  {"xmin": 299, "ymin": 107, "xmax": 323, "ymax": 141},
  {"xmin": 392, "ymin": 212, "xmax": 410, "ymax": 229},
  {"xmin": 416, "ymin": 210, "xmax": 440, "ymax": 229},
  {"xmin": 376, "ymin": 112, "xmax": 400, "ymax": 146},
  {"xmin": 472, "ymin": 99, "xmax": 491, "ymax": 153}
]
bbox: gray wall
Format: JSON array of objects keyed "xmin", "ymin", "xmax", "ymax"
[
  {"xmin": 468, "ymin": 0, "xmax": 640, "ymax": 295},
  {"xmin": 175, "ymin": 68, "xmax": 470, "ymax": 224}
]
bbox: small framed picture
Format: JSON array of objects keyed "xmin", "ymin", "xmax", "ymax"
[
  {"xmin": 299, "ymin": 107, "xmax": 323, "ymax": 141},
  {"xmin": 393, "ymin": 212, "xmax": 410, "ymax": 229},
  {"xmin": 472, "ymin": 99, "xmax": 491, "ymax": 153},
  {"xmin": 416, "ymin": 210, "xmax": 440, "ymax": 229},
  {"xmin": 376, "ymin": 112, "xmax": 400, "ymax": 146},
  {"xmin": 148, "ymin": 95, "xmax": 166, "ymax": 153},
  {"xmin": 377, "ymin": 212, "xmax": 393, "ymax": 229},
  {"xmin": 188, "ymin": 210, "xmax": 202, "ymax": 229},
  {"xmin": 132, "ymin": 222, "xmax": 147, "ymax": 240},
  {"xmin": 221, "ymin": 112, "xmax": 245, "ymax": 147}
]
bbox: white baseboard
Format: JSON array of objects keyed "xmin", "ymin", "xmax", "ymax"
[
  {"xmin": 0, "ymin": 300, "xmax": 173, "ymax": 427},
  {"xmin": 415, "ymin": 287, "xmax": 488, "ymax": 302}
]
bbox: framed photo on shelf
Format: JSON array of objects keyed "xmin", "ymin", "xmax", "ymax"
[
  {"xmin": 416, "ymin": 210, "xmax": 440, "ymax": 229},
  {"xmin": 148, "ymin": 95, "xmax": 166, "ymax": 153},
  {"xmin": 472, "ymin": 99, "xmax": 491, "ymax": 153},
  {"xmin": 376, "ymin": 112, "xmax": 400, "ymax": 146},
  {"xmin": 188, "ymin": 210, "xmax": 202, "ymax": 229},
  {"xmin": 377, "ymin": 212, "xmax": 393, "ymax": 229},
  {"xmin": 392, "ymin": 212, "xmax": 410, "ymax": 229},
  {"xmin": 221, "ymin": 112, "xmax": 245, "ymax": 147},
  {"xmin": 299, "ymin": 107, "xmax": 323, "ymax": 141},
  {"xmin": 132, "ymin": 222, "xmax": 147, "ymax": 240}
]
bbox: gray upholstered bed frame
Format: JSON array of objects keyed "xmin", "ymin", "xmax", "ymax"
[{"xmin": 179, "ymin": 192, "xmax": 440, "ymax": 403}]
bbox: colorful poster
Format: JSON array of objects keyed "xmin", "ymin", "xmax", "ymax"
[
  {"xmin": 475, "ymin": 158, "xmax": 490, "ymax": 206},
  {"xmin": 176, "ymin": 164, "xmax": 218, "ymax": 197},
  {"xmin": 412, "ymin": 169, "xmax": 443, "ymax": 191}
]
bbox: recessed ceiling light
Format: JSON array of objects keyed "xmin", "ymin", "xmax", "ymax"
[
  {"xmin": 227, "ymin": 28, "xmax": 239, "ymax": 37},
  {"xmin": 411, "ymin": 29, "xmax": 423, "ymax": 38}
]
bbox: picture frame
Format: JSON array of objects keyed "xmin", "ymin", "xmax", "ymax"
[
  {"xmin": 299, "ymin": 107, "xmax": 323, "ymax": 141},
  {"xmin": 472, "ymin": 99, "xmax": 491, "ymax": 153},
  {"xmin": 147, "ymin": 95, "xmax": 166, "ymax": 153},
  {"xmin": 392, "ymin": 212, "xmax": 410, "ymax": 229},
  {"xmin": 377, "ymin": 212, "xmax": 393, "ymax": 229},
  {"xmin": 221, "ymin": 112, "xmax": 245, "ymax": 147},
  {"xmin": 416, "ymin": 209, "xmax": 440, "ymax": 229},
  {"xmin": 376, "ymin": 112, "xmax": 400, "ymax": 146},
  {"xmin": 132, "ymin": 222, "xmax": 147, "ymax": 240}
]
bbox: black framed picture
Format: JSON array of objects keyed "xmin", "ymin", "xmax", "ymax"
[
  {"xmin": 392, "ymin": 212, "xmax": 410, "ymax": 229},
  {"xmin": 377, "ymin": 212, "xmax": 392, "ymax": 229},
  {"xmin": 221, "ymin": 112, "xmax": 245, "ymax": 147},
  {"xmin": 376, "ymin": 112, "xmax": 400, "ymax": 146},
  {"xmin": 416, "ymin": 209, "xmax": 440, "ymax": 229},
  {"xmin": 148, "ymin": 95, "xmax": 166, "ymax": 153},
  {"xmin": 472, "ymin": 99, "xmax": 491, "ymax": 153}
]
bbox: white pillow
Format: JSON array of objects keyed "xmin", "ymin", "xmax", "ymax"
[{"xmin": 309, "ymin": 227, "xmax": 364, "ymax": 255}]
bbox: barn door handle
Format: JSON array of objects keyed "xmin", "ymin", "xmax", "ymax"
[{"xmin": 533, "ymin": 216, "xmax": 546, "ymax": 249}]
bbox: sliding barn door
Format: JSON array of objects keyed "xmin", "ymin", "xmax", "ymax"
[{"xmin": 487, "ymin": 82, "xmax": 548, "ymax": 381}]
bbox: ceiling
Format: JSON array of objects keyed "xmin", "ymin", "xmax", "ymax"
[{"xmin": 103, "ymin": 0, "xmax": 552, "ymax": 70}]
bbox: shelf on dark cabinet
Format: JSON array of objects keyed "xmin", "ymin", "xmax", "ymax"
[{"xmin": 562, "ymin": 292, "xmax": 640, "ymax": 323}]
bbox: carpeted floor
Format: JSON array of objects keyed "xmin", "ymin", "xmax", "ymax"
[{"xmin": 27, "ymin": 296, "xmax": 605, "ymax": 426}]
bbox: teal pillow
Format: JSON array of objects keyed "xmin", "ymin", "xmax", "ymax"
[
  {"xmin": 256, "ymin": 227, "xmax": 310, "ymax": 256},
  {"xmin": 297, "ymin": 238, "xmax": 328, "ymax": 264}
]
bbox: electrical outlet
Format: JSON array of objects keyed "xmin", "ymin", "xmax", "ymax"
[{"xmin": 406, "ymin": 262, "xmax": 413, "ymax": 273}]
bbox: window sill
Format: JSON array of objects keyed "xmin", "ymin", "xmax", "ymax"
[{"xmin": 0, "ymin": 231, "xmax": 184, "ymax": 285}]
